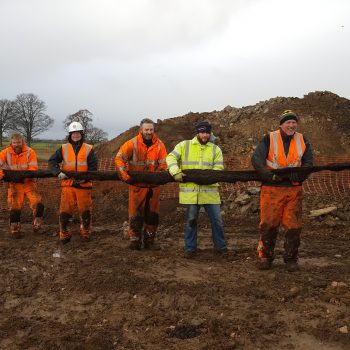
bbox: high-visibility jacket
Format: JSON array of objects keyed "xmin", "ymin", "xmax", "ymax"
[
  {"xmin": 115, "ymin": 132, "xmax": 167, "ymax": 184},
  {"xmin": 61, "ymin": 143, "xmax": 93, "ymax": 188},
  {"xmin": 0, "ymin": 144, "xmax": 38, "ymax": 182},
  {"xmin": 166, "ymin": 136, "xmax": 224, "ymax": 204},
  {"xmin": 266, "ymin": 130, "xmax": 306, "ymax": 169}
]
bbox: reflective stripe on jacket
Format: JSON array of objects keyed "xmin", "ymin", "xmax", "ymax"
[
  {"xmin": 61, "ymin": 143, "xmax": 93, "ymax": 187},
  {"xmin": 0, "ymin": 144, "xmax": 38, "ymax": 184},
  {"xmin": 266, "ymin": 130, "xmax": 306, "ymax": 169},
  {"xmin": 166, "ymin": 136, "xmax": 224, "ymax": 204},
  {"xmin": 115, "ymin": 132, "xmax": 167, "ymax": 184}
]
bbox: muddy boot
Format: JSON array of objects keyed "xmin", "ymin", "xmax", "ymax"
[
  {"xmin": 216, "ymin": 248, "xmax": 229, "ymax": 257},
  {"xmin": 80, "ymin": 211, "xmax": 91, "ymax": 242},
  {"xmin": 80, "ymin": 225, "xmax": 91, "ymax": 242},
  {"xmin": 10, "ymin": 223, "xmax": 23, "ymax": 239},
  {"xmin": 286, "ymin": 261, "xmax": 300, "ymax": 272},
  {"xmin": 284, "ymin": 229, "xmax": 301, "ymax": 264},
  {"xmin": 144, "ymin": 239, "xmax": 161, "ymax": 251},
  {"xmin": 143, "ymin": 230, "xmax": 159, "ymax": 250},
  {"xmin": 256, "ymin": 260, "xmax": 272, "ymax": 270},
  {"xmin": 184, "ymin": 250, "xmax": 196, "ymax": 259},
  {"xmin": 129, "ymin": 240, "xmax": 141, "ymax": 250},
  {"xmin": 33, "ymin": 217, "xmax": 43, "ymax": 233},
  {"xmin": 59, "ymin": 231, "xmax": 71, "ymax": 245}
]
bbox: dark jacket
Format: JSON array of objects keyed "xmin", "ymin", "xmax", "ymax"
[
  {"xmin": 251, "ymin": 128, "xmax": 313, "ymax": 186},
  {"xmin": 48, "ymin": 142, "xmax": 98, "ymax": 188}
]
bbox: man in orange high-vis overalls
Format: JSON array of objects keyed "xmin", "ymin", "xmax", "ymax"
[
  {"xmin": 0, "ymin": 133, "xmax": 44, "ymax": 238},
  {"xmin": 115, "ymin": 118, "xmax": 167, "ymax": 250},
  {"xmin": 251, "ymin": 110, "xmax": 313, "ymax": 272},
  {"xmin": 48, "ymin": 122, "xmax": 97, "ymax": 244}
]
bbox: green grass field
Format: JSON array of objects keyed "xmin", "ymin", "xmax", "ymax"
[
  {"xmin": 30, "ymin": 142, "xmax": 62, "ymax": 161},
  {"xmin": 0, "ymin": 141, "xmax": 62, "ymax": 162}
]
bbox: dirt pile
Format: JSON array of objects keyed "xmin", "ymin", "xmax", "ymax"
[{"xmin": 96, "ymin": 91, "xmax": 350, "ymax": 158}]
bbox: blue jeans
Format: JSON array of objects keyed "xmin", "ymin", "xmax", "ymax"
[{"xmin": 184, "ymin": 204, "xmax": 227, "ymax": 252}]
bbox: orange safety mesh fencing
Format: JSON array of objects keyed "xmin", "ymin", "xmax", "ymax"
[{"xmin": 1, "ymin": 155, "xmax": 350, "ymax": 212}]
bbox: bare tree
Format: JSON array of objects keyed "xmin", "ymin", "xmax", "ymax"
[
  {"xmin": 88, "ymin": 126, "xmax": 108, "ymax": 144},
  {"xmin": 63, "ymin": 109, "xmax": 93, "ymax": 133},
  {"xmin": 63, "ymin": 109, "xmax": 109, "ymax": 144},
  {"xmin": 10, "ymin": 93, "xmax": 54, "ymax": 145},
  {"xmin": 0, "ymin": 99, "xmax": 14, "ymax": 146}
]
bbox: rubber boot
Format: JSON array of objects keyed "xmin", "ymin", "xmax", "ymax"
[
  {"xmin": 80, "ymin": 225, "xmax": 91, "ymax": 242},
  {"xmin": 10, "ymin": 222, "xmax": 23, "ymax": 239},
  {"xmin": 129, "ymin": 240, "xmax": 142, "ymax": 250},
  {"xmin": 59, "ymin": 231, "xmax": 71, "ymax": 244},
  {"xmin": 33, "ymin": 217, "xmax": 43, "ymax": 233},
  {"xmin": 286, "ymin": 261, "xmax": 300, "ymax": 272},
  {"xmin": 143, "ymin": 230, "xmax": 161, "ymax": 250},
  {"xmin": 256, "ymin": 259, "xmax": 272, "ymax": 270}
]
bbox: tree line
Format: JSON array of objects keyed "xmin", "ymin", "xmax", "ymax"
[{"xmin": 0, "ymin": 93, "xmax": 108, "ymax": 146}]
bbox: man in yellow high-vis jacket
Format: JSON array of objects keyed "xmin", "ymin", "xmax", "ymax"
[{"xmin": 166, "ymin": 121, "xmax": 228, "ymax": 258}]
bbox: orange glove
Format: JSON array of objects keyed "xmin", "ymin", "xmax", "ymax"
[{"xmin": 0, "ymin": 169, "xmax": 4, "ymax": 181}]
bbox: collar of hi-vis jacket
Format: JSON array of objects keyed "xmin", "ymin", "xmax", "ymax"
[
  {"xmin": 179, "ymin": 136, "xmax": 217, "ymax": 167},
  {"xmin": 128, "ymin": 132, "xmax": 161, "ymax": 167},
  {"xmin": 4, "ymin": 144, "xmax": 37, "ymax": 169},
  {"xmin": 266, "ymin": 129, "xmax": 305, "ymax": 169},
  {"xmin": 137, "ymin": 131, "xmax": 158, "ymax": 146}
]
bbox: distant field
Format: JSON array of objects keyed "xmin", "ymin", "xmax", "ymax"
[
  {"xmin": 30, "ymin": 142, "xmax": 62, "ymax": 161},
  {"xmin": 0, "ymin": 141, "xmax": 62, "ymax": 162},
  {"xmin": 1, "ymin": 140, "xmax": 104, "ymax": 162}
]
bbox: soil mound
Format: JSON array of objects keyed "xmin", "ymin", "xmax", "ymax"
[{"xmin": 96, "ymin": 91, "xmax": 350, "ymax": 158}]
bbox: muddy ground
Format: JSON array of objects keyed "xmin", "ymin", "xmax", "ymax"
[{"xmin": 0, "ymin": 196, "xmax": 349, "ymax": 350}]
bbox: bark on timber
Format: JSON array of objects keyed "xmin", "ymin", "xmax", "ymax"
[{"xmin": 2, "ymin": 163, "xmax": 350, "ymax": 185}]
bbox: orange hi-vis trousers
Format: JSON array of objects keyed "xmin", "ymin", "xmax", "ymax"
[
  {"xmin": 128, "ymin": 186, "xmax": 160, "ymax": 242},
  {"xmin": 8, "ymin": 181, "xmax": 43, "ymax": 222},
  {"xmin": 59, "ymin": 187, "xmax": 92, "ymax": 240},
  {"xmin": 257, "ymin": 185, "xmax": 302, "ymax": 263}
]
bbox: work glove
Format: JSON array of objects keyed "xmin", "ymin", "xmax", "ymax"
[
  {"xmin": 289, "ymin": 172, "xmax": 308, "ymax": 183},
  {"xmin": 118, "ymin": 170, "xmax": 133, "ymax": 184},
  {"xmin": 57, "ymin": 172, "xmax": 68, "ymax": 180},
  {"xmin": 271, "ymin": 174, "xmax": 283, "ymax": 182},
  {"xmin": 257, "ymin": 169, "xmax": 282, "ymax": 183},
  {"xmin": 73, "ymin": 179, "xmax": 86, "ymax": 185},
  {"xmin": 125, "ymin": 177, "xmax": 134, "ymax": 185},
  {"xmin": 173, "ymin": 172, "xmax": 186, "ymax": 182}
]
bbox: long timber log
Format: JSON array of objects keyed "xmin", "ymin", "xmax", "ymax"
[{"xmin": 2, "ymin": 163, "xmax": 350, "ymax": 185}]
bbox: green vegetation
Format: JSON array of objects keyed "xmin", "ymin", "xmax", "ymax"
[
  {"xmin": 31, "ymin": 142, "xmax": 62, "ymax": 161},
  {"xmin": 0, "ymin": 140, "xmax": 62, "ymax": 161}
]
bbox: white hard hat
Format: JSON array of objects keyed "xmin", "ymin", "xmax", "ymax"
[{"xmin": 68, "ymin": 121, "xmax": 84, "ymax": 133}]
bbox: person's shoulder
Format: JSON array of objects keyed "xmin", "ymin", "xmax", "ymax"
[
  {"xmin": 297, "ymin": 132, "xmax": 310, "ymax": 144},
  {"xmin": 258, "ymin": 132, "xmax": 271, "ymax": 143},
  {"xmin": 210, "ymin": 142, "xmax": 222, "ymax": 151},
  {"xmin": 121, "ymin": 137, "xmax": 136, "ymax": 148},
  {"xmin": 175, "ymin": 140, "xmax": 188, "ymax": 147}
]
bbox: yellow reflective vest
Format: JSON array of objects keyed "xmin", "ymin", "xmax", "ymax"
[{"xmin": 166, "ymin": 136, "xmax": 224, "ymax": 204}]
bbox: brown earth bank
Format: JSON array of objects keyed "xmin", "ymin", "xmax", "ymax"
[
  {"xmin": 0, "ymin": 192, "xmax": 349, "ymax": 350},
  {"xmin": 96, "ymin": 91, "xmax": 350, "ymax": 158}
]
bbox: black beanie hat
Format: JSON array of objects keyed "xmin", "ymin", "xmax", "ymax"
[
  {"xmin": 196, "ymin": 121, "xmax": 212, "ymax": 133},
  {"xmin": 279, "ymin": 110, "xmax": 298, "ymax": 125}
]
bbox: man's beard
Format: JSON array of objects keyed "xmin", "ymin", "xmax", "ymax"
[
  {"xmin": 142, "ymin": 134, "xmax": 153, "ymax": 140},
  {"xmin": 197, "ymin": 136, "xmax": 208, "ymax": 145},
  {"xmin": 14, "ymin": 146, "xmax": 22, "ymax": 154}
]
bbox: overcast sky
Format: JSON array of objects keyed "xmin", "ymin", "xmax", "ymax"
[{"xmin": 0, "ymin": 0, "xmax": 349, "ymax": 139}]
